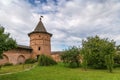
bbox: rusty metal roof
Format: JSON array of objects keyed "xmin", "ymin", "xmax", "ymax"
[{"xmin": 17, "ymin": 45, "xmax": 32, "ymax": 50}]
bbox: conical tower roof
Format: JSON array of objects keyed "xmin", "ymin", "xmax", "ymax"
[
  {"xmin": 34, "ymin": 20, "xmax": 47, "ymax": 32},
  {"xmin": 28, "ymin": 17, "xmax": 52, "ymax": 36}
]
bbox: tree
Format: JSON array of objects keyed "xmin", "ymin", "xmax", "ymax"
[
  {"xmin": 81, "ymin": 35, "xmax": 115, "ymax": 69},
  {"xmin": 0, "ymin": 26, "xmax": 16, "ymax": 58},
  {"xmin": 105, "ymin": 54, "xmax": 114, "ymax": 72},
  {"xmin": 80, "ymin": 47, "xmax": 89, "ymax": 70},
  {"xmin": 61, "ymin": 46, "xmax": 81, "ymax": 68}
]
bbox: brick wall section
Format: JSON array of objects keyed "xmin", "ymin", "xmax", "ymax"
[
  {"xmin": 51, "ymin": 51, "xmax": 63, "ymax": 62},
  {"xmin": 0, "ymin": 50, "xmax": 63, "ymax": 65},
  {"xmin": 0, "ymin": 48, "xmax": 32, "ymax": 65}
]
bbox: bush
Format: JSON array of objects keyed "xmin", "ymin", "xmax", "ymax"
[
  {"xmin": 69, "ymin": 62, "xmax": 80, "ymax": 68},
  {"xmin": 3, "ymin": 62, "xmax": 13, "ymax": 66},
  {"xmin": 114, "ymin": 51, "xmax": 120, "ymax": 65},
  {"xmin": 61, "ymin": 46, "xmax": 81, "ymax": 68},
  {"xmin": 114, "ymin": 63, "xmax": 120, "ymax": 68},
  {"xmin": 25, "ymin": 58, "xmax": 36, "ymax": 64},
  {"xmin": 38, "ymin": 54, "xmax": 57, "ymax": 66}
]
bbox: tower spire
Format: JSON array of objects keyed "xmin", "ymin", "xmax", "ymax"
[
  {"xmin": 40, "ymin": 16, "xmax": 43, "ymax": 21},
  {"xmin": 33, "ymin": 16, "xmax": 47, "ymax": 32}
]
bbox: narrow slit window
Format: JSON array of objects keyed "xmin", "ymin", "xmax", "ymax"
[{"xmin": 38, "ymin": 47, "xmax": 41, "ymax": 51}]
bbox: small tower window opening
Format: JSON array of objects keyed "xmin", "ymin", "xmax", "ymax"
[{"xmin": 38, "ymin": 47, "xmax": 41, "ymax": 51}]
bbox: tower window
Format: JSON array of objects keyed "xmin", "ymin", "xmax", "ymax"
[{"xmin": 38, "ymin": 47, "xmax": 41, "ymax": 51}]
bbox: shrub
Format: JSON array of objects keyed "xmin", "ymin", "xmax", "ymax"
[
  {"xmin": 114, "ymin": 51, "xmax": 120, "ymax": 65},
  {"xmin": 69, "ymin": 62, "xmax": 80, "ymax": 68},
  {"xmin": 114, "ymin": 63, "xmax": 120, "ymax": 68},
  {"xmin": 61, "ymin": 46, "xmax": 81, "ymax": 68},
  {"xmin": 3, "ymin": 62, "xmax": 13, "ymax": 66},
  {"xmin": 38, "ymin": 54, "xmax": 57, "ymax": 66},
  {"xmin": 25, "ymin": 58, "xmax": 36, "ymax": 64}
]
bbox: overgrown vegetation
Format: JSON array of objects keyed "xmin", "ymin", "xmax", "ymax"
[
  {"xmin": 60, "ymin": 35, "xmax": 117, "ymax": 71},
  {"xmin": 114, "ymin": 51, "xmax": 120, "ymax": 67},
  {"xmin": 25, "ymin": 58, "xmax": 36, "ymax": 64},
  {"xmin": 0, "ymin": 26, "xmax": 16, "ymax": 58},
  {"xmin": 61, "ymin": 46, "xmax": 81, "ymax": 68},
  {"xmin": 3, "ymin": 62, "xmax": 13, "ymax": 66},
  {"xmin": 81, "ymin": 35, "xmax": 115, "ymax": 69},
  {"xmin": 38, "ymin": 54, "xmax": 57, "ymax": 66}
]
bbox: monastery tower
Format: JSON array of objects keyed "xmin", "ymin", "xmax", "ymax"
[{"xmin": 28, "ymin": 17, "xmax": 52, "ymax": 58}]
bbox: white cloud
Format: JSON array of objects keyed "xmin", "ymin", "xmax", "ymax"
[
  {"xmin": 0, "ymin": 0, "xmax": 120, "ymax": 51},
  {"xmin": 0, "ymin": 0, "xmax": 36, "ymax": 45}
]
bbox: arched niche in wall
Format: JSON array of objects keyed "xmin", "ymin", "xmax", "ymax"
[
  {"xmin": 3, "ymin": 54, "xmax": 9, "ymax": 62},
  {"xmin": 17, "ymin": 55, "xmax": 25, "ymax": 64}
]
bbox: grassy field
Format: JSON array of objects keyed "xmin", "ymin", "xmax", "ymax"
[
  {"xmin": 0, "ymin": 63, "xmax": 120, "ymax": 80},
  {"xmin": 0, "ymin": 64, "xmax": 34, "ymax": 74}
]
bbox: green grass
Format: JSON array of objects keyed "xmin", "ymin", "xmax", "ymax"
[
  {"xmin": 0, "ymin": 64, "xmax": 34, "ymax": 74},
  {"xmin": 0, "ymin": 63, "xmax": 120, "ymax": 80}
]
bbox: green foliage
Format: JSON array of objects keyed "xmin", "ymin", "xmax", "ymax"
[
  {"xmin": 61, "ymin": 46, "xmax": 81, "ymax": 68},
  {"xmin": 114, "ymin": 51, "xmax": 120, "ymax": 65},
  {"xmin": 81, "ymin": 58, "xmax": 88, "ymax": 70},
  {"xmin": 0, "ymin": 27, "xmax": 17, "ymax": 58},
  {"xmin": 0, "ymin": 65, "xmax": 2, "ymax": 70},
  {"xmin": 80, "ymin": 48, "xmax": 89, "ymax": 70},
  {"xmin": 38, "ymin": 54, "xmax": 57, "ymax": 66},
  {"xmin": 81, "ymin": 35, "xmax": 115, "ymax": 69},
  {"xmin": 105, "ymin": 54, "xmax": 114, "ymax": 72},
  {"xmin": 114, "ymin": 51, "xmax": 120, "ymax": 68},
  {"xmin": 3, "ymin": 62, "xmax": 13, "ymax": 66},
  {"xmin": 25, "ymin": 58, "xmax": 37, "ymax": 64},
  {"xmin": 116, "ymin": 45, "xmax": 120, "ymax": 51}
]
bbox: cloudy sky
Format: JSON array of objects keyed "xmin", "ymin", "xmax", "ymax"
[{"xmin": 0, "ymin": 0, "xmax": 120, "ymax": 51}]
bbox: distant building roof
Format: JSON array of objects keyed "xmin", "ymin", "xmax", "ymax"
[
  {"xmin": 17, "ymin": 45, "xmax": 32, "ymax": 50},
  {"xmin": 51, "ymin": 51, "xmax": 63, "ymax": 55}
]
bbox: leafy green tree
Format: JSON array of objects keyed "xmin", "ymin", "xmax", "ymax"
[
  {"xmin": 105, "ymin": 54, "xmax": 114, "ymax": 72},
  {"xmin": 0, "ymin": 26, "xmax": 16, "ymax": 58},
  {"xmin": 81, "ymin": 35, "xmax": 115, "ymax": 69},
  {"xmin": 61, "ymin": 46, "xmax": 81, "ymax": 68},
  {"xmin": 80, "ymin": 47, "xmax": 89, "ymax": 70}
]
